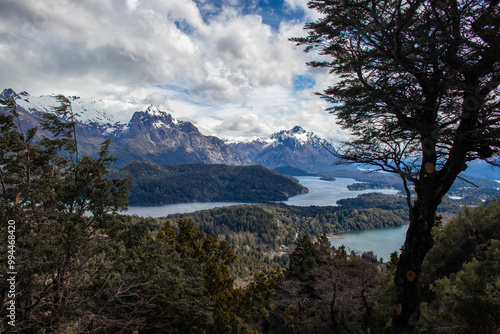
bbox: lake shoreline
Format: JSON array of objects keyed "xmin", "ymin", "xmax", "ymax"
[
  {"xmin": 326, "ymin": 233, "xmax": 345, "ymax": 239},
  {"xmin": 329, "ymin": 224, "xmax": 409, "ymax": 260},
  {"xmin": 125, "ymin": 176, "xmax": 400, "ymax": 218}
]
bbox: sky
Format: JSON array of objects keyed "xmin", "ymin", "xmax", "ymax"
[{"xmin": 0, "ymin": 0, "xmax": 348, "ymax": 141}]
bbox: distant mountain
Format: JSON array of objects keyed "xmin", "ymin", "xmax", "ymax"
[
  {"xmin": 109, "ymin": 104, "xmax": 251, "ymax": 165},
  {"xmin": 110, "ymin": 161, "xmax": 309, "ymax": 205},
  {"xmin": 273, "ymin": 166, "xmax": 312, "ymax": 176},
  {"xmin": 0, "ymin": 89, "xmax": 250, "ymax": 166},
  {"xmin": 463, "ymin": 160, "xmax": 500, "ymax": 180},
  {"xmin": 226, "ymin": 138, "xmax": 269, "ymax": 161},
  {"xmin": 228, "ymin": 126, "xmax": 350, "ymax": 173}
]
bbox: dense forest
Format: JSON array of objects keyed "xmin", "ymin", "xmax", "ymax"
[
  {"xmin": 164, "ymin": 194, "xmax": 409, "ymax": 278},
  {"xmin": 110, "ymin": 161, "xmax": 308, "ymax": 205}
]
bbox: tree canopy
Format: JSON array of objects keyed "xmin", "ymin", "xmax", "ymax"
[
  {"xmin": 292, "ymin": 0, "xmax": 499, "ymax": 182},
  {"xmin": 292, "ymin": 0, "xmax": 500, "ymax": 332}
]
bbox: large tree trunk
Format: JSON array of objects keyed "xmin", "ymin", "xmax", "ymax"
[
  {"xmin": 391, "ymin": 133, "xmax": 469, "ymax": 332},
  {"xmin": 391, "ymin": 197, "xmax": 438, "ymax": 333}
]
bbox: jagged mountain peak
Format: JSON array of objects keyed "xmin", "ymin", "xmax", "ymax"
[
  {"xmin": 228, "ymin": 126, "xmax": 339, "ymax": 172},
  {"xmin": 1, "ymin": 88, "xmax": 19, "ymax": 99},
  {"xmin": 145, "ymin": 104, "xmax": 162, "ymax": 117},
  {"xmin": 269, "ymin": 126, "xmax": 326, "ymax": 147},
  {"xmin": 290, "ymin": 125, "xmax": 306, "ymax": 133},
  {"xmin": 129, "ymin": 104, "xmax": 179, "ymax": 129},
  {"xmin": 0, "ymin": 88, "xmax": 251, "ymax": 166},
  {"xmin": 271, "ymin": 125, "xmax": 308, "ymax": 138}
]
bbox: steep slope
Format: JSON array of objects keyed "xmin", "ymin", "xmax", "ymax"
[{"xmin": 111, "ymin": 104, "xmax": 251, "ymax": 165}]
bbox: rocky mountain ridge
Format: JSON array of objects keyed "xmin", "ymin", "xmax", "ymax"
[
  {"xmin": 228, "ymin": 125, "xmax": 343, "ymax": 172},
  {"xmin": 0, "ymin": 89, "xmax": 250, "ymax": 166}
]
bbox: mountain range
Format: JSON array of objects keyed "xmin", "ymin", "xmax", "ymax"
[
  {"xmin": 4, "ymin": 88, "xmax": 496, "ymax": 179},
  {"xmin": 0, "ymin": 89, "xmax": 250, "ymax": 166},
  {"xmin": 227, "ymin": 126, "xmax": 342, "ymax": 172},
  {"xmin": 0, "ymin": 89, "xmax": 341, "ymax": 171}
]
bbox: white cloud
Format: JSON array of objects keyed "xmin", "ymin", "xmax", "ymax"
[
  {"xmin": 283, "ymin": 0, "xmax": 324, "ymax": 21},
  {"xmin": 0, "ymin": 0, "xmax": 346, "ymax": 141}
]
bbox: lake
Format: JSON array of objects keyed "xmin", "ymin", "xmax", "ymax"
[
  {"xmin": 125, "ymin": 176, "xmax": 400, "ymax": 217},
  {"xmin": 282, "ymin": 176, "xmax": 399, "ymax": 206},
  {"xmin": 124, "ymin": 201, "xmax": 249, "ymax": 217},
  {"xmin": 125, "ymin": 176, "xmax": 406, "ymax": 258},
  {"xmin": 329, "ymin": 225, "xmax": 408, "ymax": 261}
]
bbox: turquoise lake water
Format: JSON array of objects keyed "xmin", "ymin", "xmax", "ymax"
[
  {"xmin": 126, "ymin": 176, "xmax": 407, "ymax": 258},
  {"xmin": 329, "ymin": 225, "xmax": 408, "ymax": 261}
]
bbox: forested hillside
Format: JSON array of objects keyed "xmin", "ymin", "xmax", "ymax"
[
  {"xmin": 165, "ymin": 194, "xmax": 408, "ymax": 278},
  {"xmin": 110, "ymin": 161, "xmax": 308, "ymax": 205}
]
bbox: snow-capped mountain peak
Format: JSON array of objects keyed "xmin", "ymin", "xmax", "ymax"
[
  {"xmin": 145, "ymin": 104, "xmax": 162, "ymax": 117},
  {"xmin": 0, "ymin": 88, "xmax": 251, "ymax": 166},
  {"xmin": 227, "ymin": 125, "xmax": 339, "ymax": 172},
  {"xmin": 268, "ymin": 125, "xmax": 327, "ymax": 148},
  {"xmin": 1, "ymin": 88, "xmax": 117, "ymax": 125},
  {"xmin": 134, "ymin": 104, "xmax": 179, "ymax": 128}
]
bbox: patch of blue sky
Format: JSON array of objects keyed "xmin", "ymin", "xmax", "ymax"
[
  {"xmin": 257, "ymin": 0, "xmax": 307, "ymax": 28},
  {"xmin": 293, "ymin": 74, "xmax": 316, "ymax": 91},
  {"xmin": 157, "ymin": 83, "xmax": 190, "ymax": 96},
  {"xmin": 174, "ymin": 20, "xmax": 197, "ymax": 34},
  {"xmin": 194, "ymin": 0, "xmax": 306, "ymax": 29}
]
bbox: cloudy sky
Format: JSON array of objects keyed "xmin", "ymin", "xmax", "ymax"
[{"xmin": 0, "ymin": 0, "xmax": 347, "ymax": 140}]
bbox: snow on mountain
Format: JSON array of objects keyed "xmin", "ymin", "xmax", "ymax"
[
  {"xmin": 267, "ymin": 126, "xmax": 331, "ymax": 148},
  {"xmin": 1, "ymin": 89, "xmax": 119, "ymax": 125},
  {"xmin": 0, "ymin": 89, "xmax": 250, "ymax": 166},
  {"xmin": 228, "ymin": 125, "xmax": 340, "ymax": 172}
]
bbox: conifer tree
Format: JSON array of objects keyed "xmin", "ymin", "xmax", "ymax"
[{"xmin": 0, "ymin": 96, "xmax": 130, "ymax": 332}]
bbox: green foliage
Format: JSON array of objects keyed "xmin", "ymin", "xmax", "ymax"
[
  {"xmin": 110, "ymin": 161, "xmax": 307, "ymax": 205},
  {"xmin": 287, "ymin": 234, "xmax": 318, "ymax": 281},
  {"xmin": 169, "ymin": 197, "xmax": 408, "ymax": 279},
  {"xmin": 171, "ymin": 194, "xmax": 409, "ymax": 240},
  {"xmin": 0, "ymin": 97, "xmax": 259, "ymax": 334},
  {"xmin": 422, "ymin": 202, "xmax": 500, "ymax": 284},
  {"xmin": 336, "ymin": 193, "xmax": 407, "ymax": 211},
  {"xmin": 5, "ymin": 94, "xmax": 500, "ymax": 333},
  {"xmin": 293, "ymin": 0, "xmax": 500, "ymax": 330},
  {"xmin": 419, "ymin": 241, "xmax": 500, "ymax": 333},
  {"xmin": 0, "ymin": 96, "xmax": 131, "ymax": 333},
  {"xmin": 419, "ymin": 201, "xmax": 500, "ymax": 333}
]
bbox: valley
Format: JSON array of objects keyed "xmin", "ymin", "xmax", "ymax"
[
  {"xmin": 3, "ymin": 87, "xmax": 498, "ymax": 213},
  {"xmin": 3, "ymin": 0, "xmax": 500, "ymax": 331}
]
